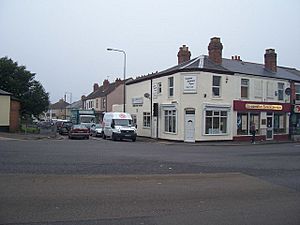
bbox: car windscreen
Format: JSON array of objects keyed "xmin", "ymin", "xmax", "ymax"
[{"xmin": 113, "ymin": 119, "xmax": 132, "ymax": 126}]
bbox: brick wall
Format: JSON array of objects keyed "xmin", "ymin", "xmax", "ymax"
[{"xmin": 9, "ymin": 99, "xmax": 20, "ymax": 132}]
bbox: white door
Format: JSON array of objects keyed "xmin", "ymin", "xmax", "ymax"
[{"xmin": 185, "ymin": 110, "xmax": 195, "ymax": 142}]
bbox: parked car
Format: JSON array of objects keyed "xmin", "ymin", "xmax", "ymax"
[
  {"xmin": 55, "ymin": 119, "xmax": 68, "ymax": 131},
  {"xmin": 90, "ymin": 124, "xmax": 103, "ymax": 137},
  {"xmin": 58, "ymin": 121, "xmax": 73, "ymax": 135},
  {"xmin": 68, "ymin": 124, "xmax": 90, "ymax": 139}
]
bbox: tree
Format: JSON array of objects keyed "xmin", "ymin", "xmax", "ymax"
[{"xmin": 0, "ymin": 57, "xmax": 50, "ymax": 117}]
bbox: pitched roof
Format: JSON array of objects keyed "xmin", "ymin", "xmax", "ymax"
[
  {"xmin": 84, "ymin": 80, "xmax": 124, "ymax": 100},
  {"xmin": 0, "ymin": 89, "xmax": 11, "ymax": 96},
  {"xmin": 49, "ymin": 99, "xmax": 70, "ymax": 109},
  {"xmin": 66, "ymin": 100, "xmax": 82, "ymax": 109},
  {"xmin": 127, "ymin": 55, "xmax": 300, "ymax": 85}
]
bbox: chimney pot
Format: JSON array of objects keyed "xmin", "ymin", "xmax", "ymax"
[
  {"xmin": 208, "ymin": 37, "xmax": 223, "ymax": 64},
  {"xmin": 264, "ymin": 48, "xmax": 277, "ymax": 72},
  {"xmin": 177, "ymin": 44, "xmax": 191, "ymax": 64},
  {"xmin": 93, "ymin": 83, "xmax": 99, "ymax": 92},
  {"xmin": 103, "ymin": 79, "xmax": 110, "ymax": 88}
]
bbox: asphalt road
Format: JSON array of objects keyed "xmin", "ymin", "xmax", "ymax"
[{"xmin": 0, "ymin": 137, "xmax": 300, "ymax": 224}]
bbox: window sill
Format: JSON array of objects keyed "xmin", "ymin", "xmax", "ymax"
[
  {"xmin": 163, "ymin": 131, "xmax": 177, "ymax": 135},
  {"xmin": 203, "ymin": 133, "xmax": 229, "ymax": 136}
]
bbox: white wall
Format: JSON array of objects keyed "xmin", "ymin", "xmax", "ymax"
[
  {"xmin": 0, "ymin": 95, "xmax": 10, "ymax": 126},
  {"xmin": 126, "ymin": 80, "xmax": 151, "ymax": 137},
  {"xmin": 126, "ymin": 71, "xmax": 291, "ymax": 141}
]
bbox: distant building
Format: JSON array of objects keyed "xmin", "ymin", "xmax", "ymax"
[
  {"xmin": 0, "ymin": 89, "xmax": 21, "ymax": 132},
  {"xmin": 82, "ymin": 78, "xmax": 125, "ymax": 122},
  {"xmin": 48, "ymin": 99, "xmax": 70, "ymax": 120}
]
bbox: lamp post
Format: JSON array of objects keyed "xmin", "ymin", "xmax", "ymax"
[{"xmin": 107, "ymin": 48, "xmax": 126, "ymax": 112}]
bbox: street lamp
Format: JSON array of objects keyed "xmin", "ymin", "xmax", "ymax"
[{"xmin": 107, "ymin": 48, "xmax": 126, "ymax": 112}]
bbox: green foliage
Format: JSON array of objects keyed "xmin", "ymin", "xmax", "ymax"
[{"xmin": 0, "ymin": 57, "xmax": 50, "ymax": 117}]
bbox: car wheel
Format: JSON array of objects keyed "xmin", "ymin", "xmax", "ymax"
[
  {"xmin": 103, "ymin": 134, "xmax": 106, "ymax": 139},
  {"xmin": 132, "ymin": 137, "xmax": 136, "ymax": 142},
  {"xmin": 86, "ymin": 136, "xmax": 89, "ymax": 139},
  {"xmin": 112, "ymin": 133, "xmax": 117, "ymax": 141}
]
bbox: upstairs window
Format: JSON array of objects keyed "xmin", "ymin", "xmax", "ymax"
[
  {"xmin": 296, "ymin": 84, "xmax": 300, "ymax": 101},
  {"xmin": 168, "ymin": 77, "xmax": 174, "ymax": 97},
  {"xmin": 277, "ymin": 83, "xmax": 284, "ymax": 101},
  {"xmin": 254, "ymin": 80, "xmax": 263, "ymax": 98},
  {"xmin": 267, "ymin": 81, "xmax": 274, "ymax": 99},
  {"xmin": 157, "ymin": 82, "xmax": 162, "ymax": 94},
  {"xmin": 241, "ymin": 79, "xmax": 249, "ymax": 99},
  {"xmin": 212, "ymin": 76, "xmax": 221, "ymax": 97}
]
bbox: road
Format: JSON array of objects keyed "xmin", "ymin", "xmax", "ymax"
[{"xmin": 0, "ymin": 137, "xmax": 300, "ymax": 224}]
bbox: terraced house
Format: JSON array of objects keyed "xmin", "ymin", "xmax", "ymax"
[
  {"xmin": 126, "ymin": 37, "xmax": 300, "ymax": 142},
  {"xmin": 82, "ymin": 78, "xmax": 124, "ymax": 122}
]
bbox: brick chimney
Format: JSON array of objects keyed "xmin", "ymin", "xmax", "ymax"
[
  {"xmin": 264, "ymin": 49, "xmax": 277, "ymax": 72},
  {"xmin": 115, "ymin": 78, "xmax": 122, "ymax": 86},
  {"xmin": 177, "ymin": 45, "xmax": 191, "ymax": 64},
  {"xmin": 208, "ymin": 37, "xmax": 223, "ymax": 64},
  {"xmin": 103, "ymin": 79, "xmax": 110, "ymax": 88},
  {"xmin": 93, "ymin": 83, "xmax": 99, "ymax": 92}
]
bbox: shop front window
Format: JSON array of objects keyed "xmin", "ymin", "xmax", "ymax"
[
  {"xmin": 237, "ymin": 112, "xmax": 260, "ymax": 135},
  {"xmin": 205, "ymin": 110, "xmax": 227, "ymax": 134},
  {"xmin": 164, "ymin": 109, "xmax": 176, "ymax": 133},
  {"xmin": 274, "ymin": 113, "xmax": 286, "ymax": 134}
]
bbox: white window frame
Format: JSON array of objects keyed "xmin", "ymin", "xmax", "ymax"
[
  {"xmin": 212, "ymin": 76, "xmax": 221, "ymax": 98},
  {"xmin": 204, "ymin": 109, "xmax": 228, "ymax": 135},
  {"xmin": 267, "ymin": 81, "xmax": 274, "ymax": 99},
  {"xmin": 157, "ymin": 82, "xmax": 162, "ymax": 94},
  {"xmin": 241, "ymin": 78, "xmax": 249, "ymax": 99},
  {"xmin": 168, "ymin": 77, "xmax": 174, "ymax": 97},
  {"xmin": 254, "ymin": 80, "xmax": 263, "ymax": 98},
  {"xmin": 277, "ymin": 82, "xmax": 284, "ymax": 101},
  {"xmin": 143, "ymin": 112, "xmax": 151, "ymax": 128},
  {"xmin": 164, "ymin": 109, "xmax": 177, "ymax": 134}
]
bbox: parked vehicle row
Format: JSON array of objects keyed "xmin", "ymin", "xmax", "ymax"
[{"xmin": 54, "ymin": 112, "xmax": 137, "ymax": 141}]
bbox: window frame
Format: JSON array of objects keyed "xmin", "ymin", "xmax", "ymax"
[
  {"xmin": 143, "ymin": 112, "xmax": 151, "ymax": 128},
  {"xmin": 212, "ymin": 76, "xmax": 221, "ymax": 98},
  {"xmin": 168, "ymin": 77, "xmax": 174, "ymax": 97},
  {"xmin": 164, "ymin": 109, "xmax": 177, "ymax": 134},
  {"xmin": 204, "ymin": 109, "xmax": 228, "ymax": 135},
  {"xmin": 241, "ymin": 78, "xmax": 249, "ymax": 99},
  {"xmin": 277, "ymin": 82, "xmax": 284, "ymax": 101}
]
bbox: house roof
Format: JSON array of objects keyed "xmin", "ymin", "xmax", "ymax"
[
  {"xmin": 0, "ymin": 89, "xmax": 11, "ymax": 96},
  {"xmin": 84, "ymin": 80, "xmax": 124, "ymax": 100},
  {"xmin": 66, "ymin": 100, "xmax": 82, "ymax": 109},
  {"xmin": 127, "ymin": 55, "xmax": 300, "ymax": 85},
  {"xmin": 49, "ymin": 99, "xmax": 70, "ymax": 109}
]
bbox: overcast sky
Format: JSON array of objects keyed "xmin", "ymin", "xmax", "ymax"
[{"xmin": 1, "ymin": 0, "xmax": 300, "ymax": 103}]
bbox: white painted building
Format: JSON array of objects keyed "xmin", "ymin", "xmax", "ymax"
[{"xmin": 126, "ymin": 38, "xmax": 300, "ymax": 142}]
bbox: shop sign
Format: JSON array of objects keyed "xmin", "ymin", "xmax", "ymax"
[
  {"xmin": 294, "ymin": 105, "xmax": 300, "ymax": 113},
  {"xmin": 132, "ymin": 97, "xmax": 143, "ymax": 105},
  {"xmin": 183, "ymin": 75, "xmax": 197, "ymax": 93},
  {"xmin": 245, "ymin": 104, "xmax": 282, "ymax": 111}
]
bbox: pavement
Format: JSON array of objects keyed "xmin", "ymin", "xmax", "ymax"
[{"xmin": 0, "ymin": 131, "xmax": 295, "ymax": 146}]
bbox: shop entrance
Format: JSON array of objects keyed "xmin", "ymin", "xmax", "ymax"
[{"xmin": 266, "ymin": 113, "xmax": 273, "ymax": 140}]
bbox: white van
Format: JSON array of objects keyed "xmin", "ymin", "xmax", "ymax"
[{"xmin": 102, "ymin": 112, "xmax": 137, "ymax": 142}]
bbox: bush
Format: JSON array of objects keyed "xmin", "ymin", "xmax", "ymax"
[{"xmin": 20, "ymin": 124, "xmax": 40, "ymax": 134}]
